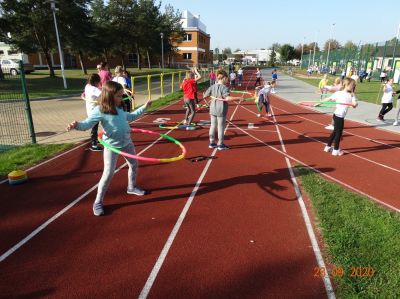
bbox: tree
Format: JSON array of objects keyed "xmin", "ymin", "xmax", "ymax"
[
  {"xmin": 268, "ymin": 46, "xmax": 276, "ymax": 67},
  {"xmin": 223, "ymin": 48, "xmax": 232, "ymax": 55},
  {"xmin": 279, "ymin": 44, "xmax": 295, "ymax": 63},
  {"xmin": 271, "ymin": 43, "xmax": 281, "ymax": 52},
  {"xmin": 344, "ymin": 40, "xmax": 357, "ymax": 49},
  {"xmin": 234, "ymin": 48, "xmax": 241, "ymax": 53},
  {"xmin": 323, "ymin": 39, "xmax": 341, "ymax": 51}
]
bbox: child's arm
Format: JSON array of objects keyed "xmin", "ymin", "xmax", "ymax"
[
  {"xmin": 126, "ymin": 99, "xmax": 152, "ymax": 121},
  {"xmin": 193, "ymin": 67, "xmax": 202, "ymax": 82},
  {"xmin": 67, "ymin": 110, "xmax": 102, "ymax": 131}
]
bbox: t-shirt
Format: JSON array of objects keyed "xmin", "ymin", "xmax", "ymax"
[
  {"xmin": 112, "ymin": 76, "xmax": 127, "ymax": 88},
  {"xmin": 203, "ymin": 83, "xmax": 230, "ymax": 117},
  {"xmin": 230, "ymin": 73, "xmax": 236, "ymax": 81},
  {"xmin": 381, "ymin": 84, "xmax": 393, "ymax": 103},
  {"xmin": 272, "ymin": 72, "xmax": 278, "ymax": 80},
  {"xmin": 258, "ymin": 85, "xmax": 271, "ymax": 103},
  {"xmin": 99, "ymin": 69, "xmax": 112, "ymax": 87},
  {"xmin": 256, "ymin": 70, "xmax": 261, "ymax": 78},
  {"xmin": 331, "ymin": 90, "xmax": 356, "ymax": 118},
  {"xmin": 181, "ymin": 79, "xmax": 197, "ymax": 100},
  {"xmin": 84, "ymin": 84, "xmax": 102, "ymax": 116}
]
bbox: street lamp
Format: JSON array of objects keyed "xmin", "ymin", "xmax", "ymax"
[
  {"xmin": 312, "ymin": 31, "xmax": 318, "ymax": 66},
  {"xmin": 50, "ymin": 0, "xmax": 67, "ymax": 89},
  {"xmin": 326, "ymin": 23, "xmax": 335, "ymax": 68},
  {"xmin": 300, "ymin": 37, "xmax": 305, "ymax": 69},
  {"xmin": 160, "ymin": 32, "xmax": 164, "ymax": 72}
]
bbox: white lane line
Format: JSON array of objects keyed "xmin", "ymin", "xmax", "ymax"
[
  {"xmin": 139, "ymin": 101, "xmax": 242, "ymax": 299},
  {"xmin": 0, "ymin": 100, "xmax": 183, "ymax": 263},
  {"xmin": 269, "ymin": 106, "xmax": 335, "ymax": 299},
  {"xmin": 229, "ymin": 109, "xmax": 400, "ymax": 213},
  {"xmin": 239, "ymin": 101, "xmax": 400, "ymax": 173}
]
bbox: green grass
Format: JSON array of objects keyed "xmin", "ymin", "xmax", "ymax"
[
  {"xmin": 297, "ymin": 167, "xmax": 400, "ymax": 298},
  {"xmin": 0, "ymin": 143, "xmax": 74, "ymax": 177},
  {"xmin": 291, "ymin": 69, "xmax": 399, "ymax": 105}
]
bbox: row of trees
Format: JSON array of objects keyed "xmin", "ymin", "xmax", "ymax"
[{"xmin": 0, "ymin": 0, "xmax": 183, "ymax": 76}]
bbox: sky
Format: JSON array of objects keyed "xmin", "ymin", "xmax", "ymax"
[{"xmin": 162, "ymin": 0, "xmax": 400, "ymax": 51}]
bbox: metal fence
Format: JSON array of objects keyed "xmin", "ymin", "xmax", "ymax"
[
  {"xmin": 0, "ymin": 62, "xmax": 35, "ymax": 151},
  {"xmin": 301, "ymin": 39, "xmax": 400, "ymax": 82}
]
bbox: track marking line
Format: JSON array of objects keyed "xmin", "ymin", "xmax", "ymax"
[{"xmin": 139, "ymin": 97, "xmax": 243, "ymax": 299}]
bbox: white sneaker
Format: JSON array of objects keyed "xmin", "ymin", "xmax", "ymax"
[
  {"xmin": 257, "ymin": 114, "xmax": 261, "ymax": 117},
  {"xmin": 393, "ymin": 121, "xmax": 398, "ymax": 126},
  {"xmin": 332, "ymin": 149, "xmax": 344, "ymax": 156},
  {"xmin": 323, "ymin": 145, "xmax": 332, "ymax": 152},
  {"xmin": 127, "ymin": 186, "xmax": 146, "ymax": 196},
  {"xmin": 325, "ymin": 124, "xmax": 334, "ymax": 130}
]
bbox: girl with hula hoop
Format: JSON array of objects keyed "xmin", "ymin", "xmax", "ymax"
[{"xmin": 67, "ymin": 81, "xmax": 152, "ymax": 216}]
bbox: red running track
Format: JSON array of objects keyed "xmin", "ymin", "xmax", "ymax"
[{"xmin": 1, "ymin": 70, "xmax": 399, "ymax": 298}]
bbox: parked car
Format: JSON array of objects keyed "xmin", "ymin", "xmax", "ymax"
[{"xmin": 0, "ymin": 59, "xmax": 35, "ymax": 75}]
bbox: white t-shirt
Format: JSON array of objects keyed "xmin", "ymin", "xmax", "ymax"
[
  {"xmin": 230, "ymin": 73, "xmax": 236, "ymax": 80},
  {"xmin": 112, "ymin": 76, "xmax": 127, "ymax": 88},
  {"xmin": 256, "ymin": 70, "xmax": 261, "ymax": 78},
  {"xmin": 331, "ymin": 90, "xmax": 356, "ymax": 118},
  {"xmin": 381, "ymin": 84, "xmax": 393, "ymax": 103},
  {"xmin": 84, "ymin": 84, "xmax": 101, "ymax": 116},
  {"xmin": 238, "ymin": 69, "xmax": 243, "ymax": 76}
]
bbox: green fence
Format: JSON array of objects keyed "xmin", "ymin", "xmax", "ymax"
[
  {"xmin": 301, "ymin": 39, "xmax": 400, "ymax": 81},
  {"xmin": 0, "ymin": 62, "xmax": 36, "ymax": 152}
]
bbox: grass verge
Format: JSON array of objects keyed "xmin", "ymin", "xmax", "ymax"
[
  {"xmin": 0, "ymin": 144, "xmax": 74, "ymax": 178},
  {"xmin": 297, "ymin": 166, "xmax": 400, "ymax": 298}
]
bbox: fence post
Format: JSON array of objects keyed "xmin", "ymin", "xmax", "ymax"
[
  {"xmin": 171, "ymin": 72, "xmax": 175, "ymax": 93},
  {"xmin": 147, "ymin": 74, "xmax": 151, "ymax": 100},
  {"xmin": 160, "ymin": 73, "xmax": 164, "ymax": 97},
  {"xmin": 20, "ymin": 61, "xmax": 36, "ymax": 144},
  {"xmin": 131, "ymin": 76, "xmax": 136, "ymax": 109},
  {"xmin": 390, "ymin": 38, "xmax": 399, "ymax": 77}
]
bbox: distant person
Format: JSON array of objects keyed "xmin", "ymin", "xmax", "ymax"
[
  {"xmin": 255, "ymin": 81, "xmax": 272, "ymax": 117},
  {"xmin": 341, "ymin": 69, "xmax": 346, "ymax": 80},
  {"xmin": 393, "ymin": 89, "xmax": 400, "ymax": 126},
  {"xmin": 254, "ymin": 68, "xmax": 262, "ymax": 87},
  {"xmin": 112, "ymin": 65, "xmax": 130, "ymax": 112},
  {"xmin": 180, "ymin": 67, "xmax": 201, "ymax": 129},
  {"xmin": 209, "ymin": 70, "xmax": 216, "ymax": 86},
  {"xmin": 377, "ymin": 78, "xmax": 394, "ymax": 122},
  {"xmin": 379, "ymin": 70, "xmax": 387, "ymax": 82},
  {"xmin": 98, "ymin": 61, "xmax": 112, "ymax": 88},
  {"xmin": 237, "ymin": 67, "xmax": 244, "ymax": 86},
  {"xmin": 82, "ymin": 73, "xmax": 102, "ymax": 151},
  {"xmin": 366, "ymin": 68, "xmax": 372, "ymax": 82},
  {"xmin": 318, "ymin": 74, "xmax": 329, "ymax": 99},
  {"xmin": 229, "ymin": 71, "xmax": 236, "ymax": 87}
]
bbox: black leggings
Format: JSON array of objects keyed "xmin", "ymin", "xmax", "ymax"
[
  {"xmin": 327, "ymin": 114, "xmax": 344, "ymax": 150},
  {"xmin": 184, "ymin": 99, "xmax": 196, "ymax": 125},
  {"xmin": 90, "ymin": 123, "xmax": 99, "ymax": 146},
  {"xmin": 379, "ymin": 103, "xmax": 393, "ymax": 117}
]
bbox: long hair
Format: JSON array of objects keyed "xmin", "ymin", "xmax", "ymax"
[{"xmin": 98, "ymin": 81, "xmax": 123, "ymax": 115}]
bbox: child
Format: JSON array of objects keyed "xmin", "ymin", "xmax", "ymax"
[
  {"xmin": 237, "ymin": 67, "xmax": 243, "ymax": 86},
  {"xmin": 377, "ymin": 78, "xmax": 394, "ymax": 122},
  {"xmin": 112, "ymin": 65, "xmax": 131, "ymax": 112},
  {"xmin": 83, "ymin": 73, "xmax": 102, "ymax": 151},
  {"xmin": 255, "ymin": 82, "xmax": 272, "ymax": 117},
  {"xmin": 229, "ymin": 71, "xmax": 236, "ymax": 87},
  {"xmin": 393, "ymin": 89, "xmax": 400, "ymax": 126},
  {"xmin": 254, "ymin": 68, "xmax": 262, "ymax": 87},
  {"xmin": 324, "ymin": 78, "xmax": 343, "ymax": 130},
  {"xmin": 209, "ymin": 70, "xmax": 216, "ymax": 86},
  {"xmin": 323, "ymin": 77, "xmax": 358, "ymax": 156},
  {"xmin": 203, "ymin": 70, "xmax": 242, "ymax": 150},
  {"xmin": 67, "ymin": 81, "xmax": 152, "ymax": 216},
  {"xmin": 181, "ymin": 67, "xmax": 201, "ymax": 129},
  {"xmin": 318, "ymin": 74, "xmax": 329, "ymax": 99}
]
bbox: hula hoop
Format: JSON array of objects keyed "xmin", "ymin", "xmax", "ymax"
[
  {"xmin": 159, "ymin": 123, "xmax": 199, "ymax": 130},
  {"xmin": 230, "ymin": 90, "xmax": 253, "ymax": 95},
  {"xmin": 98, "ymin": 128, "xmax": 186, "ymax": 163},
  {"xmin": 299, "ymin": 101, "xmax": 354, "ymax": 107}
]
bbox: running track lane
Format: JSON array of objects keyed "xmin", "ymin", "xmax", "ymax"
[
  {"xmin": 0, "ymin": 85, "xmax": 330, "ymax": 298},
  {"xmin": 266, "ymin": 94, "xmax": 400, "ymax": 212}
]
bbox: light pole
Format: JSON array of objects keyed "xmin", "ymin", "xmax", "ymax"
[
  {"xmin": 312, "ymin": 31, "xmax": 318, "ymax": 66},
  {"xmin": 326, "ymin": 23, "xmax": 335, "ymax": 68},
  {"xmin": 160, "ymin": 32, "xmax": 164, "ymax": 72},
  {"xmin": 50, "ymin": 0, "xmax": 67, "ymax": 89},
  {"xmin": 300, "ymin": 37, "xmax": 305, "ymax": 69}
]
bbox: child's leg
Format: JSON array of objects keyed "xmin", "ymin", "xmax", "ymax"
[
  {"xmin": 90, "ymin": 123, "xmax": 99, "ymax": 146},
  {"xmin": 332, "ymin": 115, "xmax": 344, "ymax": 150},
  {"xmin": 209, "ymin": 114, "xmax": 217, "ymax": 144},
  {"xmin": 396, "ymin": 99, "xmax": 400, "ymax": 123},
  {"xmin": 94, "ymin": 148, "xmax": 119, "ymax": 204},
  {"xmin": 186, "ymin": 100, "xmax": 196, "ymax": 125},
  {"xmin": 121, "ymin": 143, "xmax": 138, "ymax": 190},
  {"xmin": 217, "ymin": 115, "xmax": 226, "ymax": 145}
]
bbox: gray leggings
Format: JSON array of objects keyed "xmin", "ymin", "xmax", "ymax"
[
  {"xmin": 95, "ymin": 143, "xmax": 138, "ymax": 204},
  {"xmin": 184, "ymin": 98, "xmax": 196, "ymax": 125},
  {"xmin": 209, "ymin": 114, "xmax": 226, "ymax": 145},
  {"xmin": 396, "ymin": 99, "xmax": 400, "ymax": 122}
]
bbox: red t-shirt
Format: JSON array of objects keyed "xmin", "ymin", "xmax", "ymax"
[{"xmin": 182, "ymin": 79, "xmax": 197, "ymax": 100}]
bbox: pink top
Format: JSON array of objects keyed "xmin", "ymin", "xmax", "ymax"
[
  {"xmin": 209, "ymin": 72, "xmax": 216, "ymax": 80},
  {"xmin": 99, "ymin": 69, "xmax": 112, "ymax": 87}
]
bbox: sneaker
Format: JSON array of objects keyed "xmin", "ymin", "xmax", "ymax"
[
  {"xmin": 325, "ymin": 124, "xmax": 334, "ymax": 130},
  {"xmin": 186, "ymin": 126, "xmax": 196, "ymax": 130},
  {"xmin": 93, "ymin": 202, "xmax": 104, "ymax": 216},
  {"xmin": 267, "ymin": 113, "xmax": 272, "ymax": 117},
  {"xmin": 257, "ymin": 114, "xmax": 261, "ymax": 117},
  {"xmin": 323, "ymin": 145, "xmax": 332, "ymax": 152},
  {"xmin": 393, "ymin": 121, "xmax": 398, "ymax": 126},
  {"xmin": 331, "ymin": 149, "xmax": 344, "ymax": 156},
  {"xmin": 90, "ymin": 145, "xmax": 102, "ymax": 151},
  {"xmin": 208, "ymin": 143, "xmax": 217, "ymax": 149},
  {"xmin": 127, "ymin": 186, "xmax": 146, "ymax": 196},
  {"xmin": 217, "ymin": 144, "xmax": 230, "ymax": 151}
]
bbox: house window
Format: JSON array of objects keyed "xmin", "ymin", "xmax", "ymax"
[
  {"xmin": 183, "ymin": 53, "xmax": 192, "ymax": 60},
  {"xmin": 128, "ymin": 53, "xmax": 138, "ymax": 64},
  {"xmin": 7, "ymin": 50, "xmax": 18, "ymax": 55},
  {"xmin": 183, "ymin": 34, "xmax": 192, "ymax": 41},
  {"xmin": 0, "ymin": 50, "xmax": 4, "ymax": 55}
]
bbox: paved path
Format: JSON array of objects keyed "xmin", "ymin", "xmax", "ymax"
[{"xmin": 263, "ymin": 69, "xmax": 400, "ymax": 134}]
